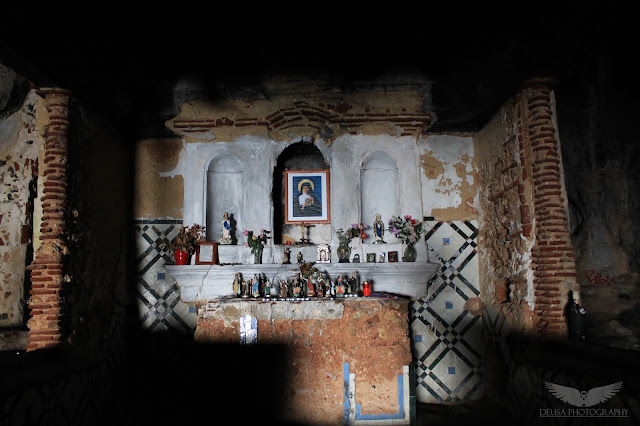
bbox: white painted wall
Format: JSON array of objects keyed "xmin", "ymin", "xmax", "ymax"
[{"xmin": 177, "ymin": 133, "xmax": 475, "ymax": 264}]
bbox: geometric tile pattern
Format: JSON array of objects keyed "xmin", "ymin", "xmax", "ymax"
[
  {"xmin": 133, "ymin": 219, "xmax": 197, "ymax": 333},
  {"xmin": 410, "ymin": 220, "xmax": 485, "ymax": 403}
]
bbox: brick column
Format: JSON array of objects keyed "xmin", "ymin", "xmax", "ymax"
[
  {"xmin": 517, "ymin": 79, "xmax": 578, "ymax": 337},
  {"xmin": 25, "ymin": 88, "xmax": 71, "ymax": 351}
]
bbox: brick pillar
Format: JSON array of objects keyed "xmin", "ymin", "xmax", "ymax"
[
  {"xmin": 517, "ymin": 79, "xmax": 578, "ymax": 337},
  {"xmin": 25, "ymin": 88, "xmax": 71, "ymax": 351}
]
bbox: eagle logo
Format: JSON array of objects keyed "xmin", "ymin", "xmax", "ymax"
[{"xmin": 545, "ymin": 382, "xmax": 623, "ymax": 407}]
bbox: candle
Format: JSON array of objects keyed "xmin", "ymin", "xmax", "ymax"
[{"xmin": 362, "ymin": 281, "xmax": 372, "ymax": 297}]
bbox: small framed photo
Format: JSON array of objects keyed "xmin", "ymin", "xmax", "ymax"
[
  {"xmin": 284, "ymin": 169, "xmax": 331, "ymax": 224},
  {"xmin": 195, "ymin": 242, "xmax": 218, "ymax": 265},
  {"xmin": 366, "ymin": 253, "xmax": 376, "ymax": 263},
  {"xmin": 388, "ymin": 251, "xmax": 399, "ymax": 262}
]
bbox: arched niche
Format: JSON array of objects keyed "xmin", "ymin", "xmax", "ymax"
[
  {"xmin": 206, "ymin": 153, "xmax": 244, "ymax": 243},
  {"xmin": 273, "ymin": 141, "xmax": 327, "ymax": 244},
  {"xmin": 361, "ymin": 151, "xmax": 398, "ymax": 243}
]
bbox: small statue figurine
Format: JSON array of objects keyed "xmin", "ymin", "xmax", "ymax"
[
  {"xmin": 297, "ymin": 251, "xmax": 304, "ymax": 264},
  {"xmin": 279, "ymin": 279, "xmax": 289, "ymax": 298},
  {"xmin": 307, "ymin": 272, "xmax": 317, "ymax": 297},
  {"xmin": 324, "ymin": 273, "xmax": 332, "ymax": 297},
  {"xmin": 348, "ymin": 271, "xmax": 359, "ymax": 295},
  {"xmin": 252, "ymin": 273, "xmax": 261, "ymax": 298},
  {"xmin": 283, "ymin": 246, "xmax": 291, "ymax": 264},
  {"xmin": 219, "ymin": 212, "xmax": 233, "ymax": 245},
  {"xmin": 241, "ymin": 279, "xmax": 250, "ymax": 298},
  {"xmin": 373, "ymin": 213, "xmax": 385, "ymax": 244},
  {"xmin": 233, "ymin": 272, "xmax": 242, "ymax": 296},
  {"xmin": 336, "ymin": 274, "xmax": 346, "ymax": 297},
  {"xmin": 260, "ymin": 273, "xmax": 269, "ymax": 297},
  {"xmin": 292, "ymin": 275, "xmax": 302, "ymax": 298},
  {"xmin": 316, "ymin": 272, "xmax": 324, "ymax": 297},
  {"xmin": 568, "ymin": 290, "xmax": 586, "ymax": 342}
]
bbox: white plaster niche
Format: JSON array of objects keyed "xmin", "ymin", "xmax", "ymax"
[
  {"xmin": 206, "ymin": 153, "xmax": 244, "ymax": 244},
  {"xmin": 360, "ymin": 151, "xmax": 398, "ymax": 244}
]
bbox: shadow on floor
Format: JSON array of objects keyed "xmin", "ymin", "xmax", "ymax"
[{"xmin": 416, "ymin": 399, "xmax": 517, "ymax": 426}]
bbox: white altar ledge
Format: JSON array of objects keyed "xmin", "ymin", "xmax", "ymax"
[{"xmin": 166, "ymin": 261, "xmax": 439, "ymax": 303}]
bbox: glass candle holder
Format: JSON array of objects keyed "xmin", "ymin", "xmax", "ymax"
[{"xmin": 362, "ymin": 281, "xmax": 372, "ymax": 297}]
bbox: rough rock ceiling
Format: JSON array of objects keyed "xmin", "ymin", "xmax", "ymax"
[{"xmin": 0, "ymin": 6, "xmax": 630, "ymax": 137}]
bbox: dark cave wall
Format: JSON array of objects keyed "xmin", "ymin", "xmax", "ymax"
[{"xmin": 557, "ymin": 45, "xmax": 640, "ymax": 351}]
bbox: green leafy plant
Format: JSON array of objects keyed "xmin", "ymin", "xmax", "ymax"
[{"xmin": 243, "ymin": 229, "xmax": 271, "ymax": 254}]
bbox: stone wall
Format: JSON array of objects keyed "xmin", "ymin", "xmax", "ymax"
[
  {"xmin": 476, "ymin": 80, "xmax": 578, "ymax": 339},
  {"xmin": 556, "ymin": 47, "xmax": 640, "ymax": 351},
  {"xmin": 0, "ymin": 71, "xmax": 46, "ymax": 349},
  {"xmin": 194, "ymin": 298, "xmax": 413, "ymax": 425}
]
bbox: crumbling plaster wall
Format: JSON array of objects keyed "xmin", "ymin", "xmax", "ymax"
[
  {"xmin": 419, "ymin": 134, "xmax": 478, "ymax": 221},
  {"xmin": 475, "ymin": 100, "xmax": 537, "ymax": 335},
  {"xmin": 0, "ymin": 78, "xmax": 46, "ymax": 343},
  {"xmin": 135, "ymin": 135, "xmax": 478, "ymax": 266}
]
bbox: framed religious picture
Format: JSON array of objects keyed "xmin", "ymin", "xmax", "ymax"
[
  {"xmin": 388, "ymin": 251, "xmax": 399, "ymax": 262},
  {"xmin": 284, "ymin": 169, "xmax": 331, "ymax": 224},
  {"xmin": 366, "ymin": 253, "xmax": 376, "ymax": 263},
  {"xmin": 195, "ymin": 242, "xmax": 218, "ymax": 265}
]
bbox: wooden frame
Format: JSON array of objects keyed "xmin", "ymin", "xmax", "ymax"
[
  {"xmin": 195, "ymin": 241, "xmax": 218, "ymax": 265},
  {"xmin": 388, "ymin": 251, "xmax": 399, "ymax": 262},
  {"xmin": 284, "ymin": 169, "xmax": 331, "ymax": 224}
]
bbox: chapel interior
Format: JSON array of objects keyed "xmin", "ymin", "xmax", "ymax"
[{"xmin": 0, "ymin": 6, "xmax": 638, "ymax": 426}]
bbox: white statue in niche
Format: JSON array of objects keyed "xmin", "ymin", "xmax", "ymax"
[
  {"xmin": 373, "ymin": 213, "xmax": 385, "ymax": 243},
  {"xmin": 219, "ymin": 212, "xmax": 232, "ymax": 245}
]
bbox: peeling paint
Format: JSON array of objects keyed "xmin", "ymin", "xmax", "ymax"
[{"xmin": 419, "ymin": 135, "xmax": 478, "ymax": 220}]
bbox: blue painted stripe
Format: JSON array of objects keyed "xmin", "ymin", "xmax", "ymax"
[
  {"xmin": 343, "ymin": 363, "xmax": 350, "ymax": 425},
  {"xmin": 355, "ymin": 374, "xmax": 405, "ymax": 420}
]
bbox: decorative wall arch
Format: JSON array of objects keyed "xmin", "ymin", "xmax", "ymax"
[
  {"xmin": 206, "ymin": 153, "xmax": 244, "ymax": 243},
  {"xmin": 360, "ymin": 151, "xmax": 399, "ymax": 243}
]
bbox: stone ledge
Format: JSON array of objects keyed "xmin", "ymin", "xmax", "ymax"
[
  {"xmin": 200, "ymin": 298, "xmax": 346, "ymax": 320},
  {"xmin": 166, "ymin": 262, "xmax": 439, "ymax": 303}
]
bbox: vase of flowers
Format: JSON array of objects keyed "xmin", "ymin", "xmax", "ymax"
[
  {"xmin": 243, "ymin": 229, "xmax": 271, "ymax": 264},
  {"xmin": 167, "ymin": 224, "xmax": 206, "ymax": 265},
  {"xmin": 335, "ymin": 223, "xmax": 368, "ymax": 263},
  {"xmin": 387, "ymin": 215, "xmax": 424, "ymax": 262}
]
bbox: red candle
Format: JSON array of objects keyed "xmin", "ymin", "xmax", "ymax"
[{"xmin": 362, "ymin": 281, "xmax": 371, "ymax": 296}]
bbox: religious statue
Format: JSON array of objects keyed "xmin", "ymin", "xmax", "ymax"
[
  {"xmin": 283, "ymin": 246, "xmax": 291, "ymax": 264},
  {"xmin": 316, "ymin": 244, "xmax": 330, "ymax": 263},
  {"xmin": 297, "ymin": 251, "xmax": 304, "ymax": 264},
  {"xmin": 316, "ymin": 272, "xmax": 324, "ymax": 297},
  {"xmin": 307, "ymin": 272, "xmax": 317, "ymax": 297},
  {"xmin": 336, "ymin": 274, "xmax": 346, "ymax": 297},
  {"xmin": 348, "ymin": 271, "xmax": 359, "ymax": 295},
  {"xmin": 567, "ymin": 290, "xmax": 586, "ymax": 342},
  {"xmin": 233, "ymin": 272, "xmax": 242, "ymax": 296},
  {"xmin": 324, "ymin": 273, "xmax": 332, "ymax": 297},
  {"xmin": 252, "ymin": 274, "xmax": 261, "ymax": 298},
  {"xmin": 241, "ymin": 279, "xmax": 250, "ymax": 298},
  {"xmin": 219, "ymin": 212, "xmax": 232, "ymax": 244},
  {"xmin": 279, "ymin": 279, "xmax": 289, "ymax": 298},
  {"xmin": 373, "ymin": 213, "xmax": 385, "ymax": 244},
  {"xmin": 292, "ymin": 275, "xmax": 302, "ymax": 298}
]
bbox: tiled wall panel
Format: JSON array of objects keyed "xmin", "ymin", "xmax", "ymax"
[
  {"xmin": 133, "ymin": 220, "xmax": 196, "ymax": 333},
  {"xmin": 411, "ymin": 220, "xmax": 484, "ymax": 403}
]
